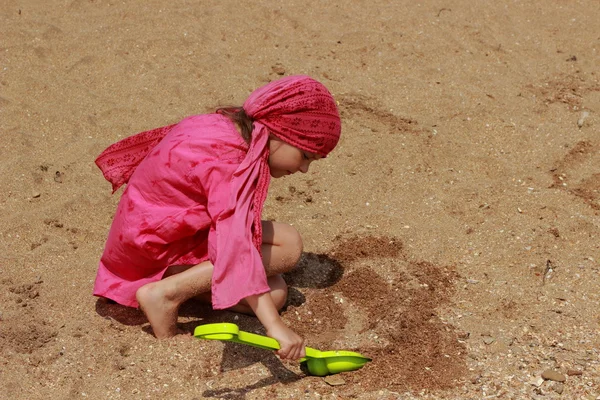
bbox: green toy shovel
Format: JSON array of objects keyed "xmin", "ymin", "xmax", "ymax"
[{"xmin": 194, "ymin": 323, "xmax": 371, "ymax": 376}]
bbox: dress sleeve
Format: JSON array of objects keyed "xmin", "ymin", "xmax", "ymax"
[{"xmin": 200, "ymin": 159, "xmax": 271, "ymax": 310}]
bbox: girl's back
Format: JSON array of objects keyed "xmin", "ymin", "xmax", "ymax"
[{"xmin": 95, "ymin": 113, "xmax": 247, "ymax": 307}]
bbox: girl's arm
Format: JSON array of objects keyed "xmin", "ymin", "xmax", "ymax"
[{"xmin": 245, "ymin": 292, "xmax": 306, "ymax": 360}]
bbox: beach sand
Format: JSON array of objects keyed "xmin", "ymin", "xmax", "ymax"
[{"xmin": 1, "ymin": 1, "xmax": 599, "ymax": 398}]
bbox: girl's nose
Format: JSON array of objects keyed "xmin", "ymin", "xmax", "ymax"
[{"xmin": 299, "ymin": 161, "xmax": 310, "ymax": 173}]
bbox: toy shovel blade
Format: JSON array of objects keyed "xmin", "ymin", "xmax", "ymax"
[{"xmin": 194, "ymin": 323, "xmax": 371, "ymax": 376}]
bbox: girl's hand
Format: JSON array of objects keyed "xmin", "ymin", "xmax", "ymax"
[
  {"xmin": 266, "ymin": 320, "xmax": 306, "ymax": 360},
  {"xmin": 244, "ymin": 292, "xmax": 305, "ymax": 360}
]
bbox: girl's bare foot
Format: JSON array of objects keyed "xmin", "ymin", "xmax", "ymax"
[{"xmin": 136, "ymin": 282, "xmax": 180, "ymax": 339}]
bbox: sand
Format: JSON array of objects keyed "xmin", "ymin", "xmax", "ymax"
[{"xmin": 1, "ymin": 0, "xmax": 599, "ymax": 398}]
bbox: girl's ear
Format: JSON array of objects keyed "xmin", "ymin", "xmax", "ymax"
[{"xmin": 268, "ymin": 135, "xmax": 283, "ymax": 154}]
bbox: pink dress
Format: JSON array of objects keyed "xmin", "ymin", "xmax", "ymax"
[{"xmin": 93, "ymin": 114, "xmax": 271, "ymax": 309}]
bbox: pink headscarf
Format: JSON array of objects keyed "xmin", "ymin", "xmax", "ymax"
[
  {"xmin": 96, "ymin": 76, "xmax": 341, "ymax": 282},
  {"xmin": 243, "ymin": 75, "xmax": 341, "ymax": 157}
]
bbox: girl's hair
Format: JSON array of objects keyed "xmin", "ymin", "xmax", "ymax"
[{"xmin": 215, "ymin": 107, "xmax": 254, "ymax": 144}]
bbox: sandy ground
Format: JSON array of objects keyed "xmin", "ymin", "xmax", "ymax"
[{"xmin": 1, "ymin": 0, "xmax": 600, "ymax": 399}]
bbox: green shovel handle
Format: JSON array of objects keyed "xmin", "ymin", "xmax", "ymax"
[{"xmin": 193, "ymin": 323, "xmax": 321, "ymax": 359}]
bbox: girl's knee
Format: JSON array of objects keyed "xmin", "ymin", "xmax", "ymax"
[
  {"xmin": 281, "ymin": 224, "xmax": 303, "ymax": 267},
  {"xmin": 262, "ymin": 221, "xmax": 304, "ymax": 274},
  {"xmin": 268, "ymin": 275, "xmax": 289, "ymax": 311},
  {"xmin": 272, "ymin": 287, "xmax": 288, "ymax": 311}
]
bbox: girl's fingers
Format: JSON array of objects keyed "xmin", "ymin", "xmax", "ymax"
[
  {"xmin": 288, "ymin": 346, "xmax": 300, "ymax": 360},
  {"xmin": 276, "ymin": 343, "xmax": 305, "ymax": 360},
  {"xmin": 276, "ymin": 349, "xmax": 289, "ymax": 359}
]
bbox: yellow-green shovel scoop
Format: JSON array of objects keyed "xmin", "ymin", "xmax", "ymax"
[{"xmin": 194, "ymin": 323, "xmax": 371, "ymax": 376}]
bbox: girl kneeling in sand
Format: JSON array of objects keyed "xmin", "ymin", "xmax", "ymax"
[{"xmin": 93, "ymin": 75, "xmax": 341, "ymax": 361}]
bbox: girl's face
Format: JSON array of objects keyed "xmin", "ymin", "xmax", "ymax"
[{"xmin": 268, "ymin": 136, "xmax": 322, "ymax": 178}]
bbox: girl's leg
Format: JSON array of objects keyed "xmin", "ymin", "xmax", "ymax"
[
  {"xmin": 185, "ymin": 221, "xmax": 302, "ymax": 313},
  {"xmin": 136, "ymin": 221, "xmax": 302, "ymax": 338},
  {"xmin": 227, "ymin": 220, "xmax": 303, "ymax": 313},
  {"xmin": 260, "ymin": 220, "xmax": 303, "ymax": 276},
  {"xmin": 227, "ymin": 274, "xmax": 288, "ymax": 314},
  {"xmin": 193, "ymin": 274, "xmax": 288, "ymax": 314}
]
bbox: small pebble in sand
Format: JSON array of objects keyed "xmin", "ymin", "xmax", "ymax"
[
  {"xmin": 32, "ymin": 192, "xmax": 41, "ymax": 198},
  {"xmin": 577, "ymin": 111, "xmax": 589, "ymax": 128},
  {"xmin": 530, "ymin": 377, "xmax": 544, "ymax": 387},
  {"xmin": 457, "ymin": 331, "xmax": 470, "ymax": 339},
  {"xmin": 272, "ymin": 65, "xmax": 286, "ymax": 75},
  {"xmin": 551, "ymin": 382, "xmax": 564, "ymax": 394},
  {"xmin": 324, "ymin": 375, "xmax": 345, "ymax": 386},
  {"xmin": 541, "ymin": 369, "xmax": 566, "ymax": 382},
  {"xmin": 482, "ymin": 336, "xmax": 495, "ymax": 345},
  {"xmin": 566, "ymin": 369, "xmax": 583, "ymax": 376}
]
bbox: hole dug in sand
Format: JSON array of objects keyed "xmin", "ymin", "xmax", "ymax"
[{"xmin": 283, "ymin": 236, "xmax": 466, "ymax": 392}]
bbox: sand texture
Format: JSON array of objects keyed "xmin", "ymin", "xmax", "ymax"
[{"xmin": 1, "ymin": 1, "xmax": 600, "ymax": 398}]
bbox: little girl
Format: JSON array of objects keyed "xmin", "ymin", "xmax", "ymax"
[{"xmin": 93, "ymin": 75, "xmax": 341, "ymax": 361}]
